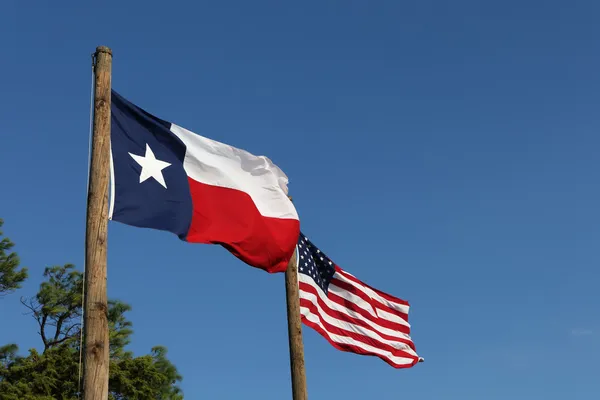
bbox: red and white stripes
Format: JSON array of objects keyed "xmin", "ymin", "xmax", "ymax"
[{"xmin": 299, "ymin": 266, "xmax": 421, "ymax": 368}]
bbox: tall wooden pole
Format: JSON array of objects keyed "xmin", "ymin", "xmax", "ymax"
[
  {"xmin": 285, "ymin": 246, "xmax": 308, "ymax": 400},
  {"xmin": 83, "ymin": 45, "xmax": 112, "ymax": 400}
]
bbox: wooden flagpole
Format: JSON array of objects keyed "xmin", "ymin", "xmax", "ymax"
[
  {"xmin": 284, "ymin": 205, "xmax": 308, "ymax": 399},
  {"xmin": 83, "ymin": 45, "xmax": 112, "ymax": 400}
]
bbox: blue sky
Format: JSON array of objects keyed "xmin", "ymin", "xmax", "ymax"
[{"xmin": 2, "ymin": 1, "xmax": 599, "ymax": 399}]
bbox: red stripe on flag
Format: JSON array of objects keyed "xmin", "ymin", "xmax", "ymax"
[
  {"xmin": 334, "ymin": 267, "xmax": 410, "ymax": 306},
  {"xmin": 300, "ymin": 307, "xmax": 420, "ymax": 369},
  {"xmin": 185, "ymin": 177, "xmax": 300, "ymax": 273},
  {"xmin": 299, "ymin": 281, "xmax": 413, "ymax": 340},
  {"xmin": 323, "ymin": 278, "xmax": 411, "ymax": 334},
  {"xmin": 299, "ymin": 283, "xmax": 416, "ymax": 350},
  {"xmin": 300, "ymin": 299, "xmax": 418, "ymax": 361}
]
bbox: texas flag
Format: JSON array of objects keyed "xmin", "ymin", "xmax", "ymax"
[{"xmin": 109, "ymin": 90, "xmax": 300, "ymax": 273}]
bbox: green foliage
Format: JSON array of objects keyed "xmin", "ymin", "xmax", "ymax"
[
  {"xmin": 0, "ymin": 345, "xmax": 19, "ymax": 368},
  {"xmin": 0, "ymin": 219, "xmax": 28, "ymax": 296},
  {"xmin": 0, "ymin": 265, "xmax": 183, "ymax": 399},
  {"xmin": 21, "ymin": 264, "xmax": 83, "ymax": 351},
  {"xmin": 109, "ymin": 347, "xmax": 183, "ymax": 400},
  {"xmin": 108, "ymin": 300, "xmax": 134, "ymax": 359},
  {"xmin": 0, "ymin": 345, "xmax": 79, "ymax": 400}
]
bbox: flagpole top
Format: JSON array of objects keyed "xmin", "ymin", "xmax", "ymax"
[{"xmin": 95, "ymin": 46, "xmax": 112, "ymax": 56}]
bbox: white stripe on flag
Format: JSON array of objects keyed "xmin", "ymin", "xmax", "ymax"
[
  {"xmin": 301, "ymin": 307, "xmax": 417, "ymax": 366},
  {"xmin": 299, "ymin": 285, "xmax": 419, "ymax": 356},
  {"xmin": 299, "ymin": 274, "xmax": 412, "ymax": 341}
]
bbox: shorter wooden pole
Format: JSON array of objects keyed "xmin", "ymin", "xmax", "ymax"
[{"xmin": 285, "ymin": 248, "xmax": 308, "ymax": 400}]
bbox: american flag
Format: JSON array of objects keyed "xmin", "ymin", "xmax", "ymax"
[{"xmin": 297, "ymin": 233, "xmax": 423, "ymax": 368}]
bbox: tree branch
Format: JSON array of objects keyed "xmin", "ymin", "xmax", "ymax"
[
  {"xmin": 40, "ymin": 314, "xmax": 48, "ymax": 350},
  {"xmin": 46, "ymin": 323, "xmax": 81, "ymax": 348},
  {"xmin": 53, "ymin": 313, "xmax": 67, "ymax": 342},
  {"xmin": 19, "ymin": 296, "xmax": 51, "ymax": 350}
]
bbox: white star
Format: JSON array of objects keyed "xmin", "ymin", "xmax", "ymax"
[{"xmin": 129, "ymin": 144, "xmax": 171, "ymax": 189}]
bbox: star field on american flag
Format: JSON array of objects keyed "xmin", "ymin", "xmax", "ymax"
[{"xmin": 298, "ymin": 235, "xmax": 336, "ymax": 294}]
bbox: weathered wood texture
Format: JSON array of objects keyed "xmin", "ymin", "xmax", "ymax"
[
  {"xmin": 83, "ymin": 45, "xmax": 112, "ymax": 400},
  {"xmin": 285, "ymin": 250, "xmax": 308, "ymax": 400}
]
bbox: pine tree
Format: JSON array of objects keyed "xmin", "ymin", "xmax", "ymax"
[
  {"xmin": 0, "ymin": 265, "xmax": 183, "ymax": 399},
  {"xmin": 0, "ymin": 219, "xmax": 28, "ymax": 296}
]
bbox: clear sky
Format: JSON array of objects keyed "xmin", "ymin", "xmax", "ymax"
[{"xmin": 2, "ymin": 1, "xmax": 599, "ymax": 399}]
